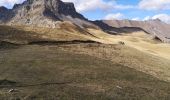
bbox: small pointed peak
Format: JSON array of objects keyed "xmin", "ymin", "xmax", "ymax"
[
  {"xmin": 13, "ymin": 4, "xmax": 22, "ymax": 9},
  {"xmin": 0, "ymin": 6, "xmax": 8, "ymax": 10},
  {"xmin": 147, "ymin": 18, "xmax": 162, "ymax": 22},
  {"xmin": 153, "ymin": 18, "xmax": 161, "ymax": 22}
]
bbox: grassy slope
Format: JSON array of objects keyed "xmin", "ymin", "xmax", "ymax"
[
  {"xmin": 0, "ymin": 25, "xmax": 43, "ymax": 44},
  {"xmin": 0, "ymin": 25, "xmax": 170, "ymax": 99},
  {"xmin": 0, "ymin": 24, "xmax": 93, "ymax": 44},
  {"xmin": 88, "ymin": 29, "xmax": 170, "ymax": 60},
  {"xmin": 0, "ymin": 44, "xmax": 170, "ymax": 100},
  {"xmin": 87, "ymin": 29, "xmax": 170, "ymax": 81}
]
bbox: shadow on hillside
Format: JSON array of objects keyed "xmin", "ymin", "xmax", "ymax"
[
  {"xmin": 0, "ymin": 80, "xmax": 71, "ymax": 89},
  {"xmin": 92, "ymin": 20, "xmax": 148, "ymax": 34},
  {"xmin": 0, "ymin": 79, "xmax": 18, "ymax": 87},
  {"xmin": 0, "ymin": 41, "xmax": 20, "ymax": 49},
  {"xmin": 28, "ymin": 40, "xmax": 100, "ymax": 45}
]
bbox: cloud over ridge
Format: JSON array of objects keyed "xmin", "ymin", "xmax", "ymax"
[{"xmin": 139, "ymin": 0, "xmax": 170, "ymax": 10}]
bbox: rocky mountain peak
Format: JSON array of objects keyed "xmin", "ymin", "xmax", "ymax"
[
  {"xmin": 0, "ymin": 6, "xmax": 8, "ymax": 12},
  {"xmin": 43, "ymin": 0, "xmax": 86, "ymax": 20},
  {"xmin": 0, "ymin": 6, "xmax": 14, "ymax": 23},
  {"xmin": 0, "ymin": 0, "xmax": 90, "ymax": 27}
]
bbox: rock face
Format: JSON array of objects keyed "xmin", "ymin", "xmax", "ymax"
[
  {"xmin": 103, "ymin": 19, "xmax": 170, "ymax": 43},
  {"xmin": 0, "ymin": 0, "xmax": 96, "ymax": 28},
  {"xmin": 0, "ymin": 6, "xmax": 8, "ymax": 20},
  {"xmin": 0, "ymin": 7, "xmax": 14, "ymax": 23},
  {"xmin": 44, "ymin": 0, "xmax": 86, "ymax": 20}
]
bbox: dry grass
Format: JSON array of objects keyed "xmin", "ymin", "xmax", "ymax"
[
  {"xmin": 12, "ymin": 22, "xmax": 98, "ymax": 41},
  {"xmin": 58, "ymin": 43, "xmax": 170, "ymax": 82},
  {"xmin": 0, "ymin": 24, "xmax": 94, "ymax": 44},
  {"xmin": 0, "ymin": 25, "xmax": 170, "ymax": 99},
  {"xmin": 0, "ymin": 44, "xmax": 170, "ymax": 100},
  {"xmin": 85, "ymin": 29, "xmax": 170, "ymax": 81},
  {"xmin": 88, "ymin": 29, "xmax": 170, "ymax": 60}
]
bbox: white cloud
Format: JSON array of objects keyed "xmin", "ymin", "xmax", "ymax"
[
  {"xmin": 152, "ymin": 14, "xmax": 170, "ymax": 23},
  {"xmin": 139, "ymin": 0, "xmax": 170, "ymax": 10},
  {"xmin": 132, "ymin": 17, "xmax": 140, "ymax": 21},
  {"xmin": 0, "ymin": 0, "xmax": 133, "ymax": 12},
  {"xmin": 143, "ymin": 16, "xmax": 151, "ymax": 21},
  {"xmin": 0, "ymin": 0, "xmax": 25, "ymax": 8},
  {"xmin": 63, "ymin": 0, "xmax": 133, "ymax": 12},
  {"xmin": 104, "ymin": 13, "xmax": 124, "ymax": 20},
  {"xmin": 142, "ymin": 14, "xmax": 170, "ymax": 24}
]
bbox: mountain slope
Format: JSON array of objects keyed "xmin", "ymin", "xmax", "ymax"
[
  {"xmin": 0, "ymin": 43, "xmax": 170, "ymax": 99},
  {"xmin": 103, "ymin": 19, "xmax": 170, "ymax": 43},
  {"xmin": 0, "ymin": 23, "xmax": 97, "ymax": 44}
]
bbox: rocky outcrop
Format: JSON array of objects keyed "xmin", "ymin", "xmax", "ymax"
[
  {"xmin": 44, "ymin": 0, "xmax": 86, "ymax": 20},
  {"xmin": 0, "ymin": 7, "xmax": 14, "ymax": 23},
  {"xmin": 0, "ymin": 7, "xmax": 8, "ymax": 22}
]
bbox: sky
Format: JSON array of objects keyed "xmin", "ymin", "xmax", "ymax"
[{"xmin": 0, "ymin": 0, "xmax": 170, "ymax": 23}]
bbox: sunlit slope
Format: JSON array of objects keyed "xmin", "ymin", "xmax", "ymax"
[
  {"xmin": 1, "ymin": 24, "xmax": 169, "ymax": 61},
  {"xmin": 0, "ymin": 44, "xmax": 170, "ymax": 99},
  {"xmin": 85, "ymin": 29, "xmax": 170, "ymax": 82},
  {"xmin": 1, "ymin": 25, "xmax": 170, "ymax": 82},
  {"xmin": 88, "ymin": 29, "xmax": 170, "ymax": 60},
  {"xmin": 0, "ymin": 23, "xmax": 97, "ymax": 44}
]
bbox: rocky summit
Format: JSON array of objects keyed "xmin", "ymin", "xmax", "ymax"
[{"xmin": 0, "ymin": 0, "xmax": 95, "ymax": 28}]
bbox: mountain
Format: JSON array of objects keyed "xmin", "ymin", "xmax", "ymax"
[
  {"xmin": 91, "ymin": 20, "xmax": 145, "ymax": 34},
  {"xmin": 0, "ymin": 6, "xmax": 14, "ymax": 23},
  {"xmin": 0, "ymin": 0, "xmax": 97, "ymax": 28},
  {"xmin": 102, "ymin": 19, "xmax": 170, "ymax": 43},
  {"xmin": 0, "ymin": 0, "xmax": 102, "ymax": 44}
]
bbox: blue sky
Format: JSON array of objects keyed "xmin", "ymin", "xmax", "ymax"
[
  {"xmin": 0, "ymin": 0, "xmax": 170, "ymax": 23},
  {"xmin": 79, "ymin": 0, "xmax": 170, "ymax": 22}
]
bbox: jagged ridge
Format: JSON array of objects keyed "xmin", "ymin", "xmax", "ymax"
[{"xmin": 0, "ymin": 0, "xmax": 96, "ymax": 28}]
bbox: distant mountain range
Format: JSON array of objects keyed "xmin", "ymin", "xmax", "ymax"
[
  {"xmin": 103, "ymin": 19, "xmax": 170, "ymax": 43},
  {"xmin": 0, "ymin": 0, "xmax": 170, "ymax": 43}
]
